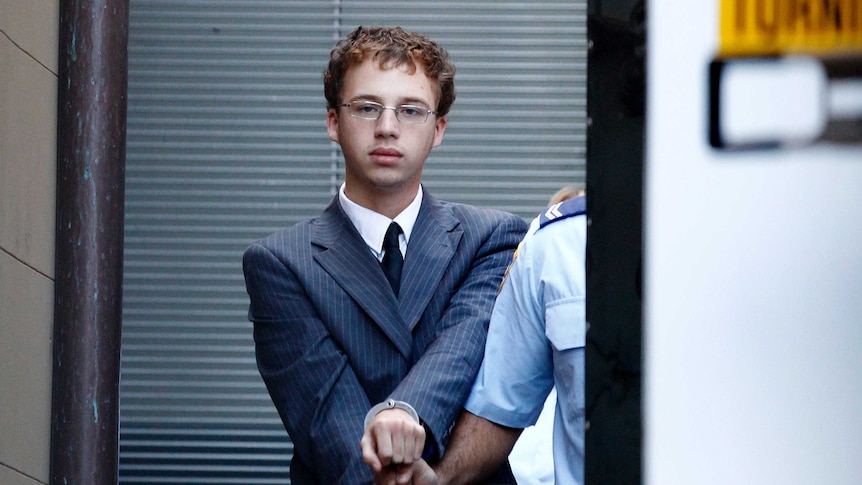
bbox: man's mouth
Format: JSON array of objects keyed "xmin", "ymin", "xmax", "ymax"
[{"xmin": 370, "ymin": 148, "xmax": 402, "ymax": 163}]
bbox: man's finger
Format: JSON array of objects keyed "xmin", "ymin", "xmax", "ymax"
[
  {"xmin": 394, "ymin": 417, "xmax": 425, "ymax": 465},
  {"xmin": 406, "ymin": 421, "xmax": 426, "ymax": 462},
  {"xmin": 413, "ymin": 460, "xmax": 439, "ymax": 485},
  {"xmin": 374, "ymin": 466, "xmax": 398, "ymax": 485},
  {"xmin": 373, "ymin": 422, "xmax": 395, "ymax": 467},
  {"xmin": 391, "ymin": 419, "xmax": 407, "ymax": 464},
  {"xmin": 361, "ymin": 431, "xmax": 383, "ymax": 472},
  {"xmin": 395, "ymin": 463, "xmax": 415, "ymax": 485}
]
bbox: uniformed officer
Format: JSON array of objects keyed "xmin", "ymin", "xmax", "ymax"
[{"xmin": 372, "ymin": 196, "xmax": 587, "ymax": 485}]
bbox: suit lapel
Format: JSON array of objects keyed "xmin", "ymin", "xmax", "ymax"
[
  {"xmin": 400, "ymin": 193, "xmax": 461, "ymax": 331},
  {"xmin": 311, "ymin": 197, "xmax": 412, "ymax": 359}
]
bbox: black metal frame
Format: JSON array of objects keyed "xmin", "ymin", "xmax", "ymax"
[{"xmin": 585, "ymin": 1, "xmax": 644, "ymax": 483}]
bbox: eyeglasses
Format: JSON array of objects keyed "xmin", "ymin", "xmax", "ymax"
[{"xmin": 340, "ymin": 101, "xmax": 437, "ymax": 124}]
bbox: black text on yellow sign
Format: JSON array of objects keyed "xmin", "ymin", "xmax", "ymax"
[{"xmin": 720, "ymin": 0, "xmax": 862, "ymax": 56}]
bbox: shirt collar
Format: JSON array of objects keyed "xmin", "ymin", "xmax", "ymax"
[{"xmin": 338, "ymin": 183, "xmax": 423, "ymax": 258}]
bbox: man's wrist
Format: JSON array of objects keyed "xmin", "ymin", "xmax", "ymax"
[
  {"xmin": 431, "ymin": 463, "xmax": 453, "ymax": 485},
  {"xmin": 363, "ymin": 399, "xmax": 420, "ymax": 429}
]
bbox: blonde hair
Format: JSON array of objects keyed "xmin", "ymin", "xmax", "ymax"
[{"xmin": 548, "ymin": 186, "xmax": 585, "ymax": 206}]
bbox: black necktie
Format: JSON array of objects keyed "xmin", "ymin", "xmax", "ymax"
[{"xmin": 381, "ymin": 222, "xmax": 403, "ymax": 296}]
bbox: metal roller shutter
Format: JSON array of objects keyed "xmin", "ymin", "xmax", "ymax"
[{"xmin": 120, "ymin": 1, "xmax": 586, "ymax": 483}]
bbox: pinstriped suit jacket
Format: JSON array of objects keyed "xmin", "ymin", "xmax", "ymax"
[{"xmin": 243, "ymin": 190, "xmax": 527, "ymax": 484}]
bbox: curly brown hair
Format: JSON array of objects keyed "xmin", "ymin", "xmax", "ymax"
[{"xmin": 323, "ymin": 26, "xmax": 456, "ymax": 117}]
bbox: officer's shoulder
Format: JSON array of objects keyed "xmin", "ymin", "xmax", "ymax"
[{"xmin": 538, "ymin": 196, "xmax": 586, "ymax": 231}]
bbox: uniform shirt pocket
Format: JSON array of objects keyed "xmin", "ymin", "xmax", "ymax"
[{"xmin": 545, "ymin": 297, "xmax": 586, "ymax": 352}]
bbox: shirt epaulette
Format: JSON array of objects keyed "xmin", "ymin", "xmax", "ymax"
[{"xmin": 538, "ymin": 195, "xmax": 586, "ymax": 230}]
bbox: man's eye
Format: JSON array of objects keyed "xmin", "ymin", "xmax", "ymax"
[
  {"xmin": 357, "ymin": 104, "xmax": 380, "ymax": 114},
  {"xmin": 399, "ymin": 106, "xmax": 423, "ymax": 116}
]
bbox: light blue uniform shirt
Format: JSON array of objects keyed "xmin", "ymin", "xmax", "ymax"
[{"xmin": 465, "ymin": 198, "xmax": 586, "ymax": 485}]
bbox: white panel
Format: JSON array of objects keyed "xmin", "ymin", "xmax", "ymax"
[
  {"xmin": 645, "ymin": 1, "xmax": 862, "ymax": 484},
  {"xmin": 720, "ymin": 57, "xmax": 827, "ymax": 146}
]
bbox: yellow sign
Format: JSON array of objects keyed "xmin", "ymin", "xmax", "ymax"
[{"xmin": 719, "ymin": 0, "xmax": 862, "ymax": 56}]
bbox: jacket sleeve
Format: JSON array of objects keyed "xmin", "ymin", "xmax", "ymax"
[
  {"xmin": 243, "ymin": 242, "xmax": 373, "ymax": 484},
  {"xmin": 390, "ymin": 211, "xmax": 528, "ymax": 455}
]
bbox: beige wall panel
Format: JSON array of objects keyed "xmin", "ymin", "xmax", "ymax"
[
  {"xmin": 0, "ymin": 252, "xmax": 54, "ymax": 483},
  {"xmin": 0, "ymin": 462, "xmax": 46, "ymax": 485},
  {"xmin": 0, "ymin": 2, "xmax": 57, "ymax": 484},
  {"xmin": 0, "ymin": 0, "xmax": 59, "ymax": 72},
  {"xmin": 0, "ymin": 250, "xmax": 53, "ymax": 484},
  {"xmin": 0, "ymin": 37, "xmax": 57, "ymax": 277}
]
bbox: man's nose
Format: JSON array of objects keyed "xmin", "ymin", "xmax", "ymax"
[{"xmin": 374, "ymin": 108, "xmax": 401, "ymax": 136}]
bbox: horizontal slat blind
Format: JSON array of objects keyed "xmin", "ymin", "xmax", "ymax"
[
  {"xmin": 120, "ymin": 1, "xmax": 586, "ymax": 483},
  {"xmin": 121, "ymin": 2, "xmax": 333, "ymax": 483}
]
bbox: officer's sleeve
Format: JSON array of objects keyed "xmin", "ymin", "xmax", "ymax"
[{"xmin": 464, "ymin": 224, "xmax": 555, "ymax": 428}]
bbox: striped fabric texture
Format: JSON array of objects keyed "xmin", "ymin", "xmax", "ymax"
[{"xmin": 243, "ymin": 190, "xmax": 527, "ymax": 483}]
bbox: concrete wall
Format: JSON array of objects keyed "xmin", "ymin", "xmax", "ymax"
[{"xmin": 0, "ymin": 1, "xmax": 58, "ymax": 484}]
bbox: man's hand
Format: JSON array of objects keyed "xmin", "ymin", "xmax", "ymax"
[
  {"xmin": 361, "ymin": 408, "xmax": 426, "ymax": 473},
  {"xmin": 374, "ymin": 459, "xmax": 438, "ymax": 485}
]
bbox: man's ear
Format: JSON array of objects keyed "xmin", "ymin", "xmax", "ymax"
[
  {"xmin": 432, "ymin": 116, "xmax": 447, "ymax": 148},
  {"xmin": 326, "ymin": 108, "xmax": 339, "ymax": 143}
]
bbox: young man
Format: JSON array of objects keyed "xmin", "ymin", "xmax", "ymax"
[
  {"xmin": 243, "ymin": 26, "xmax": 526, "ymax": 484},
  {"xmin": 373, "ymin": 196, "xmax": 587, "ymax": 485}
]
